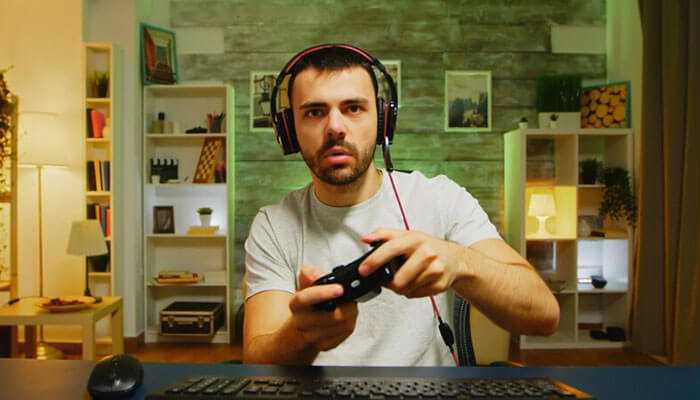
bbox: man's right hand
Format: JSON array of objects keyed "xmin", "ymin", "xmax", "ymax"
[{"xmin": 285, "ymin": 265, "xmax": 358, "ymax": 352}]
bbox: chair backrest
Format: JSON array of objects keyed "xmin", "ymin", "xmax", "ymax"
[{"xmin": 453, "ymin": 296, "xmax": 510, "ymax": 366}]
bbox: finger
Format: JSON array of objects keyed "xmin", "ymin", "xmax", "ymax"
[
  {"xmin": 360, "ymin": 228, "xmax": 404, "ymax": 245},
  {"xmin": 388, "ymin": 246, "xmax": 438, "ymax": 294},
  {"xmin": 289, "ymin": 284, "xmax": 343, "ymax": 312},
  {"xmin": 404, "ymin": 277, "xmax": 451, "ymax": 298},
  {"xmin": 298, "ymin": 265, "xmax": 323, "ymax": 290},
  {"xmin": 358, "ymin": 232, "xmax": 419, "ymax": 277},
  {"xmin": 294, "ymin": 301, "xmax": 358, "ymax": 329}
]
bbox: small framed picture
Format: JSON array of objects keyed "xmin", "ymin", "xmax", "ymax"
[
  {"xmin": 379, "ymin": 60, "xmax": 401, "ymax": 107},
  {"xmin": 140, "ymin": 23, "xmax": 178, "ymax": 85},
  {"xmin": 444, "ymin": 71, "xmax": 492, "ymax": 132},
  {"xmin": 153, "ymin": 206, "xmax": 175, "ymax": 234},
  {"xmin": 250, "ymin": 71, "xmax": 278, "ymax": 132},
  {"xmin": 580, "ymin": 81, "xmax": 630, "ymax": 128}
]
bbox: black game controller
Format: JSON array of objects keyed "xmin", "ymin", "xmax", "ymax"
[{"xmin": 312, "ymin": 241, "xmax": 406, "ymax": 312}]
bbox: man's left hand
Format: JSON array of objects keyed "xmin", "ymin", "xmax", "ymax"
[{"xmin": 358, "ymin": 229, "xmax": 463, "ymax": 298}]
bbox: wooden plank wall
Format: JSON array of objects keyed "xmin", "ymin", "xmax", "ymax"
[{"xmin": 170, "ymin": 0, "xmax": 606, "ymax": 277}]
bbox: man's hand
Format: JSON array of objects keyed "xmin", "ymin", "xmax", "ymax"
[
  {"xmin": 358, "ymin": 229, "xmax": 463, "ymax": 298},
  {"xmin": 284, "ymin": 266, "xmax": 359, "ymax": 352}
]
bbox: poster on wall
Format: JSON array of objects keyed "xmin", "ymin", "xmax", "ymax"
[
  {"xmin": 580, "ymin": 81, "xmax": 630, "ymax": 128},
  {"xmin": 250, "ymin": 71, "xmax": 277, "ymax": 132},
  {"xmin": 444, "ymin": 71, "xmax": 492, "ymax": 132},
  {"xmin": 140, "ymin": 23, "xmax": 178, "ymax": 85},
  {"xmin": 379, "ymin": 60, "xmax": 401, "ymax": 107}
]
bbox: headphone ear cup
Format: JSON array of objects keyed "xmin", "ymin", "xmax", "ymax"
[
  {"xmin": 274, "ymin": 108, "xmax": 300, "ymax": 155},
  {"xmin": 376, "ymin": 97, "xmax": 386, "ymax": 145},
  {"xmin": 385, "ymin": 100, "xmax": 397, "ymax": 144}
]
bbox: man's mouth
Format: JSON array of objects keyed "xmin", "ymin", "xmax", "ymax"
[{"xmin": 322, "ymin": 146, "xmax": 354, "ymax": 165}]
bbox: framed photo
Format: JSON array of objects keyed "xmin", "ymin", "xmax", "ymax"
[
  {"xmin": 444, "ymin": 71, "xmax": 492, "ymax": 132},
  {"xmin": 250, "ymin": 71, "xmax": 277, "ymax": 132},
  {"xmin": 580, "ymin": 81, "xmax": 630, "ymax": 128},
  {"xmin": 153, "ymin": 206, "xmax": 175, "ymax": 234},
  {"xmin": 140, "ymin": 23, "xmax": 178, "ymax": 85},
  {"xmin": 379, "ymin": 60, "xmax": 401, "ymax": 107}
]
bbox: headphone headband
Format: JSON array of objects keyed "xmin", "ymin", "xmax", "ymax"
[{"xmin": 270, "ymin": 43, "xmax": 398, "ymax": 155}]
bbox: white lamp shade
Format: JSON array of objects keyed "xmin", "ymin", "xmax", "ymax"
[
  {"xmin": 528, "ymin": 193, "xmax": 557, "ymax": 217},
  {"xmin": 66, "ymin": 220, "xmax": 108, "ymax": 256}
]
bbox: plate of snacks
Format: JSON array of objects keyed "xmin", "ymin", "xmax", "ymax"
[{"xmin": 38, "ymin": 296, "xmax": 96, "ymax": 312}]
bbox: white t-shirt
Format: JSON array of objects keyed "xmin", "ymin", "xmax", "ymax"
[{"xmin": 244, "ymin": 169, "xmax": 500, "ymax": 366}]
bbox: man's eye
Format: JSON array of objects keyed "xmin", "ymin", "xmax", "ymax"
[
  {"xmin": 305, "ymin": 109, "xmax": 324, "ymax": 118},
  {"xmin": 347, "ymin": 105, "xmax": 362, "ymax": 114}
]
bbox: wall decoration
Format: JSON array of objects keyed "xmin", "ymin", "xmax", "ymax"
[
  {"xmin": 445, "ymin": 71, "xmax": 492, "ymax": 132},
  {"xmin": 379, "ymin": 60, "xmax": 401, "ymax": 107},
  {"xmin": 580, "ymin": 81, "xmax": 630, "ymax": 128},
  {"xmin": 193, "ymin": 138, "xmax": 224, "ymax": 183},
  {"xmin": 153, "ymin": 206, "xmax": 175, "ymax": 234},
  {"xmin": 250, "ymin": 71, "xmax": 277, "ymax": 132},
  {"xmin": 140, "ymin": 23, "xmax": 178, "ymax": 85}
]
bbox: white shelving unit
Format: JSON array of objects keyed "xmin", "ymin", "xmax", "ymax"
[
  {"xmin": 504, "ymin": 128, "xmax": 634, "ymax": 349},
  {"xmin": 142, "ymin": 84, "xmax": 235, "ymax": 344},
  {"xmin": 83, "ymin": 42, "xmax": 120, "ymax": 343}
]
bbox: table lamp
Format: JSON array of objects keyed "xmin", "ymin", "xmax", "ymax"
[
  {"xmin": 528, "ymin": 193, "xmax": 557, "ymax": 237},
  {"xmin": 67, "ymin": 220, "xmax": 108, "ymax": 302}
]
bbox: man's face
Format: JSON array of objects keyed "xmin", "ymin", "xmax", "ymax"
[{"xmin": 291, "ymin": 66, "xmax": 377, "ymax": 186}]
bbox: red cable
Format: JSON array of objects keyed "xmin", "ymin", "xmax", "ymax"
[{"xmin": 386, "ymin": 170, "xmax": 460, "ymax": 367}]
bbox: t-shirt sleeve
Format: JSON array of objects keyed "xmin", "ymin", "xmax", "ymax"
[
  {"xmin": 438, "ymin": 176, "xmax": 501, "ymax": 247},
  {"xmin": 244, "ymin": 210, "xmax": 296, "ymax": 300}
]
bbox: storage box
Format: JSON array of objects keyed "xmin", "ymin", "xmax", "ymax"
[{"xmin": 159, "ymin": 301, "xmax": 224, "ymax": 336}]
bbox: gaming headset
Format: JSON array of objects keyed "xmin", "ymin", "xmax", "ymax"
[{"xmin": 269, "ymin": 44, "xmax": 399, "ymax": 156}]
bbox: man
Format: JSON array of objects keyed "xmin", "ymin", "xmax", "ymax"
[{"xmin": 243, "ymin": 46, "xmax": 559, "ymax": 366}]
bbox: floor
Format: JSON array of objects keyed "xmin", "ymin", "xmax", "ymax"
[{"xmin": 119, "ymin": 343, "xmax": 661, "ymax": 367}]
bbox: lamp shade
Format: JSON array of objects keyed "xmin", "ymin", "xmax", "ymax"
[
  {"xmin": 528, "ymin": 193, "xmax": 557, "ymax": 217},
  {"xmin": 66, "ymin": 220, "xmax": 108, "ymax": 256}
]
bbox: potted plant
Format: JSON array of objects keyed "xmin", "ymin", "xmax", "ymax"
[
  {"xmin": 599, "ymin": 167, "xmax": 637, "ymax": 227},
  {"xmin": 518, "ymin": 117, "xmax": 528, "ymax": 130},
  {"xmin": 197, "ymin": 207, "xmax": 213, "ymax": 226},
  {"xmin": 579, "ymin": 158, "xmax": 602, "ymax": 184},
  {"xmin": 536, "ymin": 74, "xmax": 582, "ymax": 128},
  {"xmin": 548, "ymin": 113, "xmax": 559, "ymax": 128},
  {"xmin": 92, "ymin": 71, "xmax": 109, "ymax": 98}
]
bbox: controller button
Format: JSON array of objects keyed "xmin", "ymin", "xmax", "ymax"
[{"xmin": 351, "ymin": 279, "xmax": 361, "ymax": 288}]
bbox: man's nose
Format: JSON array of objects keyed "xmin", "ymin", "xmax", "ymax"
[{"xmin": 326, "ymin": 108, "xmax": 346, "ymax": 140}]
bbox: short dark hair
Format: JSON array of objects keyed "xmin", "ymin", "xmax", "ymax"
[{"xmin": 286, "ymin": 47, "xmax": 379, "ymax": 106}]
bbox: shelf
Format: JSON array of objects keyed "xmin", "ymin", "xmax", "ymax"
[
  {"xmin": 576, "ymin": 330, "xmax": 626, "ymax": 348},
  {"xmin": 86, "ymin": 138, "xmax": 111, "ymax": 143},
  {"xmin": 146, "ymin": 234, "xmax": 227, "ymax": 239},
  {"xmin": 577, "ymin": 236, "xmax": 629, "ymax": 241},
  {"xmin": 146, "ymin": 133, "xmax": 227, "ymax": 139},
  {"xmin": 526, "ymin": 237, "xmax": 577, "ymax": 242},
  {"xmin": 88, "ymin": 272, "xmax": 112, "ymax": 278},
  {"xmin": 148, "ymin": 281, "xmax": 227, "ymax": 288},
  {"xmin": 145, "ymin": 183, "xmax": 226, "ymax": 187},
  {"xmin": 519, "ymin": 128, "xmax": 632, "ymax": 136},
  {"xmin": 578, "ymin": 282, "xmax": 628, "ymax": 294},
  {"xmin": 86, "ymin": 97, "xmax": 111, "ymax": 104},
  {"xmin": 522, "ymin": 331, "xmax": 576, "ymax": 349},
  {"xmin": 577, "ymin": 184, "xmax": 604, "ymax": 188},
  {"xmin": 87, "ymin": 191, "xmax": 111, "ymax": 197}
]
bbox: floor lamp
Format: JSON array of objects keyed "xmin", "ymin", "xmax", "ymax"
[{"xmin": 19, "ymin": 110, "xmax": 66, "ymax": 360}]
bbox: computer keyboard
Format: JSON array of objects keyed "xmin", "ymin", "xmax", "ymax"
[{"xmin": 146, "ymin": 375, "xmax": 593, "ymax": 399}]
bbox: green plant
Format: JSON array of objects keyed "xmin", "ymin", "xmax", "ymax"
[
  {"xmin": 92, "ymin": 71, "xmax": 109, "ymax": 97},
  {"xmin": 536, "ymin": 75, "xmax": 582, "ymax": 112},
  {"xmin": 579, "ymin": 158, "xmax": 602, "ymax": 184},
  {"xmin": 197, "ymin": 207, "xmax": 213, "ymax": 215},
  {"xmin": 599, "ymin": 167, "xmax": 637, "ymax": 227}
]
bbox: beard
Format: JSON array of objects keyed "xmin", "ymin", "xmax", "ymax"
[{"xmin": 302, "ymin": 137, "xmax": 376, "ymax": 186}]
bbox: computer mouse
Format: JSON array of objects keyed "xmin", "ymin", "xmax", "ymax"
[{"xmin": 87, "ymin": 353, "xmax": 144, "ymax": 399}]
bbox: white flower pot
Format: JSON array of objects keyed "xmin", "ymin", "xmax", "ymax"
[{"xmin": 199, "ymin": 214, "xmax": 211, "ymax": 226}]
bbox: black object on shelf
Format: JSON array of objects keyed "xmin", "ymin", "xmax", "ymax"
[
  {"xmin": 591, "ymin": 275, "xmax": 608, "ymax": 289},
  {"xmin": 606, "ymin": 326, "xmax": 626, "ymax": 342},
  {"xmin": 590, "ymin": 330, "xmax": 607, "ymax": 340},
  {"xmin": 150, "ymin": 158, "xmax": 179, "ymax": 183},
  {"xmin": 185, "ymin": 126, "xmax": 208, "ymax": 134}
]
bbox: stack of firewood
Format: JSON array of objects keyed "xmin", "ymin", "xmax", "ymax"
[{"xmin": 580, "ymin": 84, "xmax": 628, "ymax": 128}]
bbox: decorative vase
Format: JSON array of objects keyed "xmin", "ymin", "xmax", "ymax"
[{"xmin": 199, "ymin": 214, "xmax": 211, "ymax": 226}]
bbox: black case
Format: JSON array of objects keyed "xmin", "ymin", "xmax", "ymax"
[{"xmin": 159, "ymin": 301, "xmax": 224, "ymax": 336}]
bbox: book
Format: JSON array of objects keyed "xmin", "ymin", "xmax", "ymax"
[
  {"xmin": 106, "ymin": 207, "xmax": 111, "ymax": 238},
  {"xmin": 91, "ymin": 110, "xmax": 105, "ymax": 138},
  {"xmin": 86, "ymin": 161, "xmax": 96, "ymax": 191},
  {"xmin": 94, "ymin": 160, "xmax": 102, "ymax": 191},
  {"xmin": 86, "ymin": 108, "xmax": 94, "ymax": 138}
]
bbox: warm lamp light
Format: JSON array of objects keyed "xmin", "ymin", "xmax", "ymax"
[
  {"xmin": 528, "ymin": 193, "xmax": 557, "ymax": 237},
  {"xmin": 67, "ymin": 220, "xmax": 107, "ymax": 300}
]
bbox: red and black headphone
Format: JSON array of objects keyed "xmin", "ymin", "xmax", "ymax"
[{"xmin": 270, "ymin": 44, "xmax": 399, "ymax": 156}]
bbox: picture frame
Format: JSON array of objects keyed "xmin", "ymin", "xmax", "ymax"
[
  {"xmin": 444, "ymin": 71, "xmax": 492, "ymax": 132},
  {"xmin": 140, "ymin": 23, "xmax": 178, "ymax": 85},
  {"xmin": 379, "ymin": 60, "xmax": 401, "ymax": 108},
  {"xmin": 250, "ymin": 71, "xmax": 277, "ymax": 132},
  {"xmin": 580, "ymin": 81, "xmax": 631, "ymax": 128},
  {"xmin": 153, "ymin": 206, "xmax": 175, "ymax": 234}
]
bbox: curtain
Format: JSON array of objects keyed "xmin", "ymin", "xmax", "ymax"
[{"xmin": 633, "ymin": 0, "xmax": 700, "ymax": 365}]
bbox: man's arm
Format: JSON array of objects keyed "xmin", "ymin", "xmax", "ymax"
[
  {"xmin": 359, "ymin": 230, "xmax": 559, "ymax": 336},
  {"xmin": 243, "ymin": 266, "xmax": 359, "ymax": 365}
]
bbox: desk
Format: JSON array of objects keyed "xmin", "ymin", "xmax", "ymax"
[
  {"xmin": 0, "ymin": 359, "xmax": 698, "ymax": 399},
  {"xmin": 0, "ymin": 296, "xmax": 123, "ymax": 360}
]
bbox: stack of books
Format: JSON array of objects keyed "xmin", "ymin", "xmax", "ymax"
[
  {"xmin": 87, "ymin": 203, "xmax": 111, "ymax": 237},
  {"xmin": 86, "ymin": 160, "xmax": 111, "ymax": 191},
  {"xmin": 155, "ymin": 270, "xmax": 201, "ymax": 284}
]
